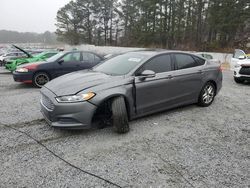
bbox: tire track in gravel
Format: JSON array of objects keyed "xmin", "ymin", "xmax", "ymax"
[{"xmin": 0, "ymin": 119, "xmax": 87, "ymax": 152}]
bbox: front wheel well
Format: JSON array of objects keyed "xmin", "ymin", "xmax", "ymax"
[
  {"xmin": 91, "ymin": 95, "xmax": 130, "ymax": 125},
  {"xmin": 33, "ymin": 70, "xmax": 51, "ymax": 80}
]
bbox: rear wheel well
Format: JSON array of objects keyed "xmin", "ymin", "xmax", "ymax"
[{"xmin": 206, "ymin": 80, "xmax": 217, "ymax": 94}]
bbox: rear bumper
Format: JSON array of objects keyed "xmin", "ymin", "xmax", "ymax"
[
  {"xmin": 13, "ymin": 71, "xmax": 33, "ymax": 83},
  {"xmin": 40, "ymin": 87, "xmax": 97, "ymax": 129},
  {"xmin": 216, "ymin": 72, "xmax": 223, "ymax": 94}
]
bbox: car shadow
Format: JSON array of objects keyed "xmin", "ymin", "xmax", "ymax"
[
  {"xmin": 14, "ymin": 83, "xmax": 37, "ymax": 89},
  {"xmin": 51, "ymin": 103, "xmax": 197, "ymax": 136},
  {"xmin": 4, "ymin": 83, "xmax": 39, "ymax": 90},
  {"xmin": 0, "ymin": 71, "xmax": 12, "ymax": 75}
]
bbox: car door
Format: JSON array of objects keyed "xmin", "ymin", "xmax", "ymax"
[
  {"xmin": 78, "ymin": 52, "xmax": 98, "ymax": 70},
  {"xmin": 134, "ymin": 54, "xmax": 178, "ymax": 115},
  {"xmin": 171, "ymin": 53, "xmax": 204, "ymax": 103},
  {"xmin": 54, "ymin": 52, "xmax": 82, "ymax": 77}
]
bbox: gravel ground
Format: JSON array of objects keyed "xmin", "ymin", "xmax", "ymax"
[{"xmin": 0, "ymin": 67, "xmax": 249, "ymax": 188}]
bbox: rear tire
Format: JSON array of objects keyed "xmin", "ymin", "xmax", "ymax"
[
  {"xmin": 234, "ymin": 77, "xmax": 244, "ymax": 84},
  {"xmin": 198, "ymin": 82, "xmax": 216, "ymax": 107},
  {"xmin": 112, "ymin": 97, "xmax": 129, "ymax": 134},
  {"xmin": 33, "ymin": 72, "xmax": 50, "ymax": 88}
]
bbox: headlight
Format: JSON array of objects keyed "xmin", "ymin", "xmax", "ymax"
[
  {"xmin": 16, "ymin": 68, "xmax": 29, "ymax": 73},
  {"xmin": 234, "ymin": 64, "xmax": 241, "ymax": 68},
  {"xmin": 55, "ymin": 92, "xmax": 95, "ymax": 103}
]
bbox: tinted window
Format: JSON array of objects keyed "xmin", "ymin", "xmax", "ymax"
[
  {"xmin": 143, "ymin": 54, "xmax": 172, "ymax": 73},
  {"xmin": 82, "ymin": 52, "xmax": 95, "ymax": 63},
  {"xmin": 62, "ymin": 52, "xmax": 81, "ymax": 62},
  {"xmin": 175, "ymin": 54, "xmax": 197, "ymax": 69},
  {"xmin": 193, "ymin": 56, "xmax": 206, "ymax": 66}
]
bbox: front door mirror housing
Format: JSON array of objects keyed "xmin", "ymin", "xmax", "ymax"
[
  {"xmin": 138, "ymin": 70, "xmax": 156, "ymax": 79},
  {"xmin": 58, "ymin": 59, "xmax": 64, "ymax": 64}
]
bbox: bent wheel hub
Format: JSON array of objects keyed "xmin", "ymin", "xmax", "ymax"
[{"xmin": 202, "ymin": 85, "xmax": 214, "ymax": 104}]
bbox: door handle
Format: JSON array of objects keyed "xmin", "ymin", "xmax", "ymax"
[
  {"xmin": 198, "ymin": 70, "xmax": 203, "ymax": 74},
  {"xmin": 167, "ymin": 75, "xmax": 173, "ymax": 79}
]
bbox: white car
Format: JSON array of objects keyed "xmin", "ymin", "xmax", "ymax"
[
  {"xmin": 0, "ymin": 52, "xmax": 24, "ymax": 62},
  {"xmin": 232, "ymin": 49, "xmax": 250, "ymax": 83}
]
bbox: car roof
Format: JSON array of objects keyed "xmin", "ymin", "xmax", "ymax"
[
  {"xmin": 63, "ymin": 50, "xmax": 99, "ymax": 54},
  {"xmin": 126, "ymin": 50, "xmax": 195, "ymax": 57}
]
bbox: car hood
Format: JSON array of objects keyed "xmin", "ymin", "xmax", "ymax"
[
  {"xmin": 12, "ymin": 45, "xmax": 33, "ymax": 58},
  {"xmin": 237, "ymin": 59, "xmax": 250, "ymax": 65},
  {"xmin": 18, "ymin": 61, "xmax": 47, "ymax": 67},
  {"xmin": 44, "ymin": 70, "xmax": 127, "ymax": 96}
]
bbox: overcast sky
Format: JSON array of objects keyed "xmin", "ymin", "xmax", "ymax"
[{"xmin": 0, "ymin": 0, "xmax": 71, "ymax": 33}]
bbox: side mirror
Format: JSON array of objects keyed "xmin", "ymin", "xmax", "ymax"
[
  {"xmin": 138, "ymin": 70, "xmax": 156, "ymax": 79},
  {"xmin": 58, "ymin": 59, "xmax": 64, "ymax": 64}
]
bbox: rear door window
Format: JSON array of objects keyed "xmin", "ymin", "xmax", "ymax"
[
  {"xmin": 174, "ymin": 54, "xmax": 199, "ymax": 70},
  {"xmin": 82, "ymin": 52, "xmax": 95, "ymax": 63}
]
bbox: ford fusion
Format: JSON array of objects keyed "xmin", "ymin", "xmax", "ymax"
[
  {"xmin": 13, "ymin": 50, "xmax": 103, "ymax": 87},
  {"xmin": 40, "ymin": 51, "xmax": 222, "ymax": 133}
]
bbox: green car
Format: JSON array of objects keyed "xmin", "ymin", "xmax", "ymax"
[{"xmin": 5, "ymin": 46, "xmax": 58, "ymax": 71}]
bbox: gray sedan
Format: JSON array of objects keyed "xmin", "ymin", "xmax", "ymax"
[{"xmin": 40, "ymin": 51, "xmax": 222, "ymax": 133}]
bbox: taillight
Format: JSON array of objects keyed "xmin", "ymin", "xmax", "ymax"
[{"xmin": 219, "ymin": 65, "xmax": 223, "ymax": 72}]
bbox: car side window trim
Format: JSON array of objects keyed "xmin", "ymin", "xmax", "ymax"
[
  {"xmin": 134, "ymin": 53, "xmax": 174, "ymax": 76},
  {"xmin": 172, "ymin": 53, "xmax": 204, "ymax": 70}
]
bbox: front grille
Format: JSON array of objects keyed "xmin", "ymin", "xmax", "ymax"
[
  {"xmin": 41, "ymin": 94, "xmax": 55, "ymax": 111},
  {"xmin": 239, "ymin": 67, "xmax": 250, "ymax": 75}
]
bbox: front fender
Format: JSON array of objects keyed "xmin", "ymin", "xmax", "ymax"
[{"xmin": 89, "ymin": 84, "xmax": 135, "ymax": 118}]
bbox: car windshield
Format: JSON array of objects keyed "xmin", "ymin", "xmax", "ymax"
[
  {"xmin": 34, "ymin": 52, "xmax": 46, "ymax": 58},
  {"xmin": 46, "ymin": 51, "xmax": 64, "ymax": 62},
  {"xmin": 94, "ymin": 53, "xmax": 147, "ymax": 75}
]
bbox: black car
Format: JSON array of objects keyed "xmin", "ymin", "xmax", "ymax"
[{"xmin": 13, "ymin": 51, "xmax": 103, "ymax": 87}]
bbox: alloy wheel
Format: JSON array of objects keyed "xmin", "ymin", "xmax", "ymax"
[
  {"xmin": 35, "ymin": 73, "xmax": 49, "ymax": 87},
  {"xmin": 202, "ymin": 85, "xmax": 215, "ymax": 104}
]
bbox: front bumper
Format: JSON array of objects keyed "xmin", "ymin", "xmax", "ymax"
[
  {"xmin": 13, "ymin": 71, "xmax": 33, "ymax": 83},
  {"xmin": 234, "ymin": 66, "xmax": 250, "ymax": 80},
  {"xmin": 40, "ymin": 87, "xmax": 97, "ymax": 129}
]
